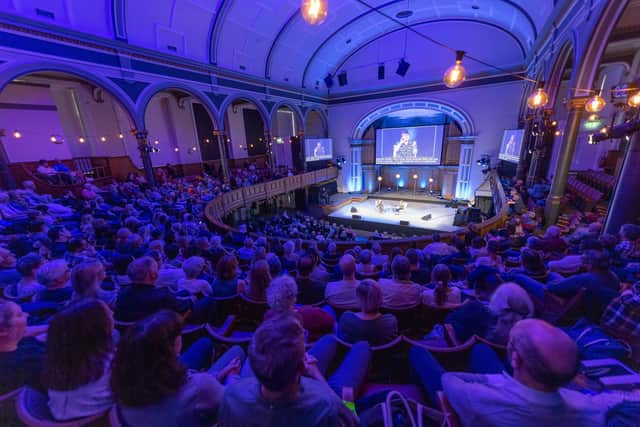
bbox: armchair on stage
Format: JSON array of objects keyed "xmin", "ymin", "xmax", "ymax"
[{"xmin": 375, "ymin": 199, "xmax": 407, "ymax": 215}]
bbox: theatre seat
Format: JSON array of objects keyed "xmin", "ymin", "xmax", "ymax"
[
  {"xmin": 360, "ymin": 383, "xmax": 426, "ymax": 405},
  {"xmin": 16, "ymin": 387, "xmax": 108, "ymax": 427}
]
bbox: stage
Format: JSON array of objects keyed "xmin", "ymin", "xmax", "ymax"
[{"xmin": 326, "ymin": 195, "xmax": 463, "ymax": 233}]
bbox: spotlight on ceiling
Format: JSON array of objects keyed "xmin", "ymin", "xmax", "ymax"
[
  {"xmin": 337, "ymin": 71, "xmax": 348, "ymax": 87},
  {"xmin": 378, "ymin": 64, "xmax": 385, "ymax": 80},
  {"xmin": 396, "ymin": 59, "xmax": 410, "ymax": 77},
  {"xmin": 323, "ymin": 73, "xmax": 334, "ymax": 88}
]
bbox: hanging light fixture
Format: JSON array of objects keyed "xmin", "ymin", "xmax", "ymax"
[
  {"xmin": 585, "ymin": 76, "xmax": 606, "ymax": 113},
  {"xmin": 443, "ymin": 51, "xmax": 466, "ymax": 88},
  {"xmin": 118, "ymin": 132, "xmax": 124, "ymax": 139},
  {"xmin": 527, "ymin": 82, "xmax": 549, "ymax": 109},
  {"xmin": 12, "ymin": 130, "xmax": 21, "ymax": 139},
  {"xmin": 628, "ymin": 90, "xmax": 640, "ymax": 108},
  {"xmin": 301, "ymin": 0, "xmax": 328, "ymax": 25},
  {"xmin": 78, "ymin": 137, "xmax": 86, "ymax": 143},
  {"xmin": 99, "ymin": 136, "xmax": 107, "ymax": 142}
]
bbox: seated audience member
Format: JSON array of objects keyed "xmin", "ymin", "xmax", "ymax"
[
  {"xmin": 213, "ymin": 255, "xmax": 245, "ymax": 298},
  {"xmin": 378, "ymin": 255, "xmax": 424, "ymax": 309},
  {"xmin": 114, "ymin": 256, "xmax": 190, "ymax": 322},
  {"xmin": 600, "ymin": 281, "xmax": 640, "ymax": 338},
  {"xmin": 295, "ymin": 255, "xmax": 326, "ymax": 305},
  {"xmin": 338, "ymin": 279, "xmax": 398, "ymax": 346},
  {"xmin": 6, "ymin": 253, "xmax": 44, "ymax": 299},
  {"xmin": 422, "ymin": 264, "xmax": 461, "ymax": 306},
  {"xmin": 281, "ymin": 240, "xmax": 299, "ymax": 273},
  {"xmin": 548, "ymin": 237, "xmax": 602, "ymax": 274},
  {"xmin": 484, "ymin": 282, "xmax": 534, "ymax": 345},
  {"xmin": 541, "ymin": 225, "xmax": 568, "ymax": 258},
  {"xmin": 44, "ymin": 299, "xmax": 114, "ymax": 420},
  {"xmin": 320, "ymin": 241, "xmax": 340, "ymax": 270},
  {"xmin": 325, "ymin": 254, "xmax": 360, "ymax": 309},
  {"xmin": 155, "ymin": 245, "xmax": 185, "ymax": 291},
  {"xmin": 423, "ymin": 234, "xmax": 456, "ymax": 258},
  {"xmin": 47, "ymin": 226, "xmax": 71, "ymax": 259},
  {"xmin": 356, "ymin": 249, "xmax": 377, "ymax": 276},
  {"xmin": 265, "ymin": 276, "xmax": 334, "ymax": 341},
  {"xmin": 406, "ymin": 248, "xmax": 430, "ymax": 285},
  {"xmin": 547, "ymin": 250, "xmax": 620, "ymax": 321},
  {"xmin": 409, "ymin": 319, "xmax": 631, "ymax": 426},
  {"xmin": 475, "ymin": 240, "xmax": 504, "ymax": 271},
  {"xmin": 36, "ymin": 160, "xmax": 59, "ymax": 184},
  {"xmin": 616, "ymin": 223, "xmax": 640, "ymax": 260},
  {"xmin": 71, "ymin": 260, "xmax": 117, "ymax": 308},
  {"xmin": 239, "ymin": 259, "xmax": 271, "ymax": 301},
  {"xmin": 370, "ymin": 242, "xmax": 388, "ymax": 268},
  {"xmin": 237, "ymin": 237, "xmax": 255, "ymax": 263},
  {"xmin": 35, "ymin": 259, "xmax": 73, "ymax": 303},
  {"xmin": 469, "ymin": 236, "xmax": 488, "ymax": 260},
  {"xmin": 112, "ymin": 254, "xmax": 134, "ymax": 288},
  {"xmin": 177, "ymin": 256, "xmax": 213, "ymax": 297},
  {"xmin": 508, "ymin": 249, "xmax": 563, "ymax": 284},
  {"xmin": 0, "ymin": 247, "xmax": 20, "ymax": 289},
  {"xmin": 111, "ymin": 310, "xmax": 244, "ymax": 427},
  {"xmin": 219, "ymin": 313, "xmax": 363, "ymax": 427},
  {"xmin": 0, "ymin": 300, "xmax": 48, "ymax": 394}
]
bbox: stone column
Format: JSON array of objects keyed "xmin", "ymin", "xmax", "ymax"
[
  {"xmin": 0, "ymin": 130, "xmax": 16, "ymax": 189},
  {"xmin": 213, "ymin": 130, "xmax": 229, "ymax": 182},
  {"xmin": 135, "ymin": 130, "xmax": 156, "ymax": 186},
  {"xmin": 264, "ymin": 131, "xmax": 274, "ymax": 171},
  {"xmin": 544, "ymin": 98, "xmax": 586, "ymax": 225},
  {"xmin": 604, "ymin": 132, "xmax": 640, "ymax": 234}
]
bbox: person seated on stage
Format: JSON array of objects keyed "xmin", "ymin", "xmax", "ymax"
[
  {"xmin": 399, "ymin": 200, "xmax": 407, "ymax": 210},
  {"xmin": 422, "ymin": 264, "xmax": 461, "ymax": 306},
  {"xmin": 378, "ymin": 255, "xmax": 424, "ymax": 309},
  {"xmin": 356, "ymin": 250, "xmax": 378, "ymax": 277},
  {"xmin": 406, "ymin": 248, "xmax": 430, "ymax": 285},
  {"xmin": 338, "ymin": 279, "xmax": 398, "ymax": 346},
  {"xmin": 219, "ymin": 313, "xmax": 363, "ymax": 427},
  {"xmin": 325, "ymin": 254, "xmax": 360, "ymax": 309},
  {"xmin": 295, "ymin": 255, "xmax": 327, "ymax": 306},
  {"xmin": 409, "ymin": 319, "xmax": 632, "ymax": 426}
]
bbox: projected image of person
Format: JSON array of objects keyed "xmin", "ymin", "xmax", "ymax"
[
  {"xmin": 313, "ymin": 141, "xmax": 325, "ymax": 157},
  {"xmin": 392, "ymin": 129, "xmax": 417, "ymax": 161},
  {"xmin": 505, "ymin": 134, "xmax": 517, "ymax": 157}
]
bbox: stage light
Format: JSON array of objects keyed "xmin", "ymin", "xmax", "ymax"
[
  {"xmin": 378, "ymin": 64, "xmax": 385, "ymax": 80},
  {"xmin": 118, "ymin": 132, "xmax": 124, "ymax": 139},
  {"xmin": 395, "ymin": 173, "xmax": 400, "ymax": 179},
  {"xmin": 50, "ymin": 135, "xmax": 57, "ymax": 143},
  {"xmin": 338, "ymin": 71, "xmax": 347, "ymax": 87},
  {"xmin": 396, "ymin": 59, "xmax": 410, "ymax": 77},
  {"xmin": 628, "ymin": 90, "xmax": 640, "ymax": 108},
  {"xmin": 205, "ymin": 139, "xmax": 210, "ymax": 143},
  {"xmin": 377, "ymin": 176, "xmax": 383, "ymax": 192},
  {"xmin": 551, "ymin": 121, "xmax": 557, "ymax": 126},
  {"xmin": 154, "ymin": 140, "xmax": 160, "ymax": 145},
  {"xmin": 443, "ymin": 50, "xmax": 466, "ymax": 88},
  {"xmin": 12, "ymin": 130, "xmax": 21, "ymax": 139},
  {"xmin": 412, "ymin": 174, "xmax": 418, "ymax": 180},
  {"xmin": 78, "ymin": 137, "xmax": 85, "ymax": 143},
  {"xmin": 428, "ymin": 177, "xmax": 434, "ymax": 183},
  {"xmin": 191, "ymin": 146, "xmax": 197, "ymax": 152},
  {"xmin": 527, "ymin": 82, "xmax": 549, "ymax": 109},
  {"xmin": 554, "ymin": 130, "xmax": 561, "ymax": 136},
  {"xmin": 324, "ymin": 74, "xmax": 334, "ymax": 88},
  {"xmin": 301, "ymin": 0, "xmax": 328, "ymax": 26},
  {"xmin": 377, "ymin": 176, "xmax": 383, "ymax": 182},
  {"xmin": 174, "ymin": 147, "xmax": 179, "ymax": 152},
  {"xmin": 585, "ymin": 94, "xmax": 606, "ymax": 113},
  {"xmin": 100, "ymin": 136, "xmax": 107, "ymax": 142}
]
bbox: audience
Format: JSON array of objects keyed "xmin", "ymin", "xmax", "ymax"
[
  {"xmin": 35, "ymin": 260, "xmax": 73, "ymax": 303},
  {"xmin": 6, "ymin": 253, "xmax": 44, "ymax": 299},
  {"xmin": 325, "ymin": 254, "xmax": 359, "ymax": 309},
  {"xmin": 378, "ymin": 255, "xmax": 424, "ymax": 309},
  {"xmin": 239, "ymin": 259, "xmax": 271, "ymax": 301},
  {"xmin": 422, "ymin": 264, "xmax": 461, "ymax": 306},
  {"xmin": 213, "ymin": 255, "xmax": 245, "ymax": 297},
  {"xmin": 177, "ymin": 256, "xmax": 213, "ymax": 297}
]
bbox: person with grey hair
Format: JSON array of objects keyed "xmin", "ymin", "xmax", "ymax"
[
  {"xmin": 371, "ymin": 242, "xmax": 388, "ymax": 267},
  {"xmin": 7, "ymin": 253, "xmax": 45, "ymax": 299},
  {"xmin": 486, "ymin": 282, "xmax": 534, "ymax": 345},
  {"xmin": 114, "ymin": 256, "xmax": 191, "ymax": 322},
  {"xmin": 356, "ymin": 249, "xmax": 376, "ymax": 275},
  {"xmin": 71, "ymin": 260, "xmax": 117, "ymax": 308},
  {"xmin": 377, "ymin": 255, "xmax": 424, "ymax": 309},
  {"xmin": 34, "ymin": 259, "xmax": 72, "ymax": 303},
  {"xmin": 265, "ymin": 276, "xmax": 334, "ymax": 341},
  {"xmin": 338, "ymin": 279, "xmax": 398, "ymax": 345},
  {"xmin": 547, "ymin": 249, "xmax": 621, "ymax": 321},
  {"xmin": 177, "ymin": 256, "xmax": 213, "ymax": 297}
]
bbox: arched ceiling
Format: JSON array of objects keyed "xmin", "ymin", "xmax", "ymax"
[{"xmin": 0, "ymin": 0, "xmax": 556, "ymax": 95}]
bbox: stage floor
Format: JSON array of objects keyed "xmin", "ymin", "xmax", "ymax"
[{"xmin": 327, "ymin": 198, "xmax": 462, "ymax": 232}]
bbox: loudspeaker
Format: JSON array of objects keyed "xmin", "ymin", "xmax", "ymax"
[
  {"xmin": 399, "ymin": 220, "xmax": 410, "ymax": 226},
  {"xmin": 324, "ymin": 74, "xmax": 334, "ymax": 88},
  {"xmin": 378, "ymin": 64, "xmax": 385, "ymax": 80},
  {"xmin": 396, "ymin": 59, "xmax": 410, "ymax": 77},
  {"xmin": 352, "ymin": 214, "xmax": 362, "ymax": 220},
  {"xmin": 338, "ymin": 71, "xmax": 348, "ymax": 86},
  {"xmin": 421, "ymin": 214, "xmax": 432, "ymax": 221},
  {"xmin": 350, "ymin": 206, "xmax": 358, "ymax": 213}
]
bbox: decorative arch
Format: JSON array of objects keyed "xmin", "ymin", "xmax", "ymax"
[
  {"xmin": 218, "ymin": 95, "xmax": 271, "ymax": 132},
  {"xmin": 0, "ymin": 61, "xmax": 139, "ymax": 128},
  {"xmin": 352, "ymin": 100, "xmax": 475, "ymax": 140},
  {"xmin": 208, "ymin": 0, "xmax": 233, "ymax": 65},
  {"xmin": 304, "ymin": 108, "xmax": 329, "ymax": 137},
  {"xmin": 546, "ymin": 39, "xmax": 575, "ymax": 107},
  {"xmin": 270, "ymin": 102, "xmax": 304, "ymax": 133},
  {"xmin": 135, "ymin": 82, "xmax": 220, "ymax": 131}
]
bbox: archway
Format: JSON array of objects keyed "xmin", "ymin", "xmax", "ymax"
[
  {"xmin": 271, "ymin": 104, "xmax": 302, "ymax": 170},
  {"xmin": 142, "ymin": 88, "xmax": 220, "ymax": 178},
  {"xmin": 305, "ymin": 109, "xmax": 328, "ymax": 138},
  {"xmin": 0, "ymin": 69, "xmax": 139, "ymax": 186},
  {"xmin": 222, "ymin": 98, "xmax": 269, "ymax": 171}
]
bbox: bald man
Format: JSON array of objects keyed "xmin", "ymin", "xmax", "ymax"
[
  {"xmin": 324, "ymin": 254, "xmax": 359, "ymax": 309},
  {"xmin": 410, "ymin": 319, "xmax": 637, "ymax": 426}
]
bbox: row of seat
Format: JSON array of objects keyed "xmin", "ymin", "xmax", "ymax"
[
  {"xmin": 566, "ymin": 175, "xmax": 603, "ymax": 211},
  {"xmin": 577, "ymin": 169, "xmax": 615, "ymax": 195}
]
